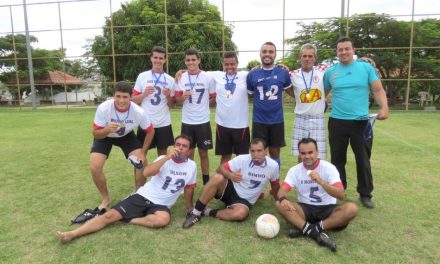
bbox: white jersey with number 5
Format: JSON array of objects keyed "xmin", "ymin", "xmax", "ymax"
[
  {"xmin": 136, "ymin": 157, "xmax": 197, "ymax": 208},
  {"xmin": 282, "ymin": 159, "xmax": 342, "ymax": 205},
  {"xmin": 175, "ymin": 71, "xmax": 215, "ymax": 124},
  {"xmin": 225, "ymin": 154, "xmax": 279, "ymax": 205},
  {"xmin": 132, "ymin": 70, "xmax": 175, "ymax": 128}
]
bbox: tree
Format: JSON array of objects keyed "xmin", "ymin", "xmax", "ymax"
[
  {"xmin": 0, "ymin": 34, "xmax": 65, "ymax": 100},
  {"xmin": 283, "ymin": 14, "xmax": 440, "ymax": 105},
  {"xmin": 90, "ymin": 0, "xmax": 236, "ymax": 81},
  {"xmin": 246, "ymin": 59, "xmax": 260, "ymax": 71}
]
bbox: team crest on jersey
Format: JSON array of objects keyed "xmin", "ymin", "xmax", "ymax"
[
  {"xmin": 313, "ymin": 76, "xmax": 320, "ymax": 83},
  {"xmin": 300, "ymin": 89, "xmax": 322, "ymax": 103}
]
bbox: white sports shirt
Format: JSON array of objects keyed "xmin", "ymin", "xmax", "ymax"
[
  {"xmin": 210, "ymin": 71, "xmax": 249, "ymax": 128},
  {"xmin": 137, "ymin": 157, "xmax": 197, "ymax": 208},
  {"xmin": 93, "ymin": 99, "xmax": 153, "ymax": 138},
  {"xmin": 290, "ymin": 65, "xmax": 326, "ymax": 115},
  {"xmin": 282, "ymin": 159, "xmax": 342, "ymax": 205},
  {"xmin": 132, "ymin": 70, "xmax": 175, "ymax": 128},
  {"xmin": 175, "ymin": 71, "xmax": 216, "ymax": 124},
  {"xmin": 225, "ymin": 154, "xmax": 279, "ymax": 205}
]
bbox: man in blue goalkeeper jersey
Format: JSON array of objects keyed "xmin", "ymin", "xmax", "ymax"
[{"xmin": 246, "ymin": 42, "xmax": 292, "ymax": 169}]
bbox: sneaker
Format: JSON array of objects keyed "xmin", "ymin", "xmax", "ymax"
[
  {"xmin": 182, "ymin": 212, "xmax": 201, "ymax": 229},
  {"xmin": 360, "ymin": 196, "xmax": 375, "ymax": 209},
  {"xmin": 288, "ymin": 226, "xmax": 302, "ymax": 238},
  {"xmin": 71, "ymin": 207, "xmax": 106, "ymax": 224},
  {"xmin": 316, "ymin": 232, "xmax": 337, "ymax": 252},
  {"xmin": 128, "ymin": 155, "xmax": 144, "ymax": 169}
]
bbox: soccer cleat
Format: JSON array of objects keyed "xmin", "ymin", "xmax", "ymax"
[
  {"xmin": 360, "ymin": 196, "xmax": 375, "ymax": 209},
  {"xmin": 128, "ymin": 155, "xmax": 144, "ymax": 169},
  {"xmin": 316, "ymin": 232, "xmax": 337, "ymax": 252},
  {"xmin": 288, "ymin": 226, "xmax": 302, "ymax": 238},
  {"xmin": 182, "ymin": 212, "xmax": 201, "ymax": 229},
  {"xmin": 71, "ymin": 207, "xmax": 106, "ymax": 224}
]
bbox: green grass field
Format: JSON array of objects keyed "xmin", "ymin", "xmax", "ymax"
[{"xmin": 0, "ymin": 107, "xmax": 439, "ymax": 263}]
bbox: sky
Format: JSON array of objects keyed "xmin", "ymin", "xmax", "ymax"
[{"xmin": 0, "ymin": 0, "xmax": 439, "ymax": 67}]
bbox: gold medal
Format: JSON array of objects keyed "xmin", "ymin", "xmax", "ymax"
[{"xmin": 306, "ymin": 93, "xmax": 311, "ymax": 99}]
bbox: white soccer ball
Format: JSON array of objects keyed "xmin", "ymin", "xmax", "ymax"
[{"xmin": 255, "ymin": 214, "xmax": 280, "ymax": 239}]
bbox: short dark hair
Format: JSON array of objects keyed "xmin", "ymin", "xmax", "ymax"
[
  {"xmin": 261, "ymin": 41, "xmax": 277, "ymax": 51},
  {"xmin": 114, "ymin": 81, "xmax": 132, "ymax": 95},
  {"xmin": 185, "ymin": 48, "xmax": 200, "ymax": 59},
  {"xmin": 298, "ymin": 137, "xmax": 318, "ymax": 151},
  {"xmin": 175, "ymin": 134, "xmax": 192, "ymax": 146},
  {"xmin": 151, "ymin": 46, "xmax": 166, "ymax": 57},
  {"xmin": 250, "ymin": 138, "xmax": 267, "ymax": 149},
  {"xmin": 336, "ymin": 36, "xmax": 354, "ymax": 47},
  {"xmin": 223, "ymin": 52, "xmax": 238, "ymax": 61}
]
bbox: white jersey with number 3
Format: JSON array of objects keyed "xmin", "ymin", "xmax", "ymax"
[
  {"xmin": 283, "ymin": 159, "xmax": 341, "ymax": 205},
  {"xmin": 133, "ymin": 70, "xmax": 175, "ymax": 128},
  {"xmin": 136, "ymin": 157, "xmax": 197, "ymax": 208},
  {"xmin": 226, "ymin": 154, "xmax": 279, "ymax": 205}
]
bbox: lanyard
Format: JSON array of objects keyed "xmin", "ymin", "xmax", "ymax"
[
  {"xmin": 187, "ymin": 72, "xmax": 200, "ymax": 91},
  {"xmin": 301, "ymin": 68, "xmax": 314, "ymax": 94},
  {"xmin": 114, "ymin": 103, "xmax": 130, "ymax": 124},
  {"xmin": 249, "ymin": 158, "xmax": 267, "ymax": 168},
  {"xmin": 152, "ymin": 71, "xmax": 164, "ymax": 88},
  {"xmin": 225, "ymin": 73, "xmax": 237, "ymax": 94}
]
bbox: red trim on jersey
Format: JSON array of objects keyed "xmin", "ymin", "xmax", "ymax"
[
  {"xmin": 93, "ymin": 123, "xmax": 104, "ymax": 130},
  {"xmin": 143, "ymin": 123, "xmax": 154, "ymax": 133},
  {"xmin": 224, "ymin": 162, "xmax": 232, "ymax": 172},
  {"xmin": 172, "ymin": 156, "xmax": 188, "ymax": 163},
  {"xmin": 132, "ymin": 89, "xmax": 141, "ymax": 95},
  {"xmin": 332, "ymin": 182, "xmax": 343, "ymax": 188},
  {"xmin": 303, "ymin": 159, "xmax": 320, "ymax": 171},
  {"xmin": 175, "ymin": 91, "xmax": 183, "ymax": 96},
  {"xmin": 270, "ymin": 179, "xmax": 280, "ymax": 184},
  {"xmin": 185, "ymin": 183, "xmax": 196, "ymax": 189},
  {"xmin": 114, "ymin": 101, "xmax": 130, "ymax": 112},
  {"xmin": 188, "ymin": 70, "xmax": 201, "ymax": 75},
  {"xmin": 282, "ymin": 182, "xmax": 293, "ymax": 191}
]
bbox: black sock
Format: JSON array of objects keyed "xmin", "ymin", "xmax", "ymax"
[
  {"xmin": 302, "ymin": 222, "xmax": 312, "ymax": 235},
  {"xmin": 194, "ymin": 200, "xmax": 206, "ymax": 213},
  {"xmin": 209, "ymin": 209, "xmax": 219, "ymax": 217},
  {"xmin": 317, "ymin": 221, "xmax": 324, "ymax": 232},
  {"xmin": 202, "ymin": 174, "xmax": 209, "ymax": 185}
]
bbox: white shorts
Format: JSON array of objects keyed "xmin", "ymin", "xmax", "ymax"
[{"xmin": 291, "ymin": 114, "xmax": 326, "ymax": 159}]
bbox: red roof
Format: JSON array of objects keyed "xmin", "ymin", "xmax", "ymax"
[{"xmin": 5, "ymin": 71, "xmax": 85, "ymax": 85}]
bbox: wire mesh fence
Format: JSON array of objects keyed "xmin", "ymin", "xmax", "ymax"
[{"xmin": 0, "ymin": 0, "xmax": 439, "ymax": 110}]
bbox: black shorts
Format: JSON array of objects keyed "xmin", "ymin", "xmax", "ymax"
[
  {"xmin": 90, "ymin": 131, "xmax": 141, "ymax": 158},
  {"xmin": 181, "ymin": 122, "xmax": 213, "ymax": 149},
  {"xmin": 215, "ymin": 178, "xmax": 252, "ymax": 209},
  {"xmin": 215, "ymin": 124, "xmax": 250, "ymax": 156},
  {"xmin": 252, "ymin": 122, "xmax": 286, "ymax": 148},
  {"xmin": 137, "ymin": 125, "xmax": 174, "ymax": 150},
  {"xmin": 298, "ymin": 203, "xmax": 337, "ymax": 224},
  {"xmin": 113, "ymin": 193, "xmax": 170, "ymax": 223}
]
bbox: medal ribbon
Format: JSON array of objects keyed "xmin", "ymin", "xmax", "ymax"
[
  {"xmin": 301, "ymin": 68, "xmax": 314, "ymax": 95},
  {"xmin": 152, "ymin": 71, "xmax": 164, "ymax": 88},
  {"xmin": 187, "ymin": 72, "xmax": 200, "ymax": 91},
  {"xmin": 225, "ymin": 73, "xmax": 237, "ymax": 94}
]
